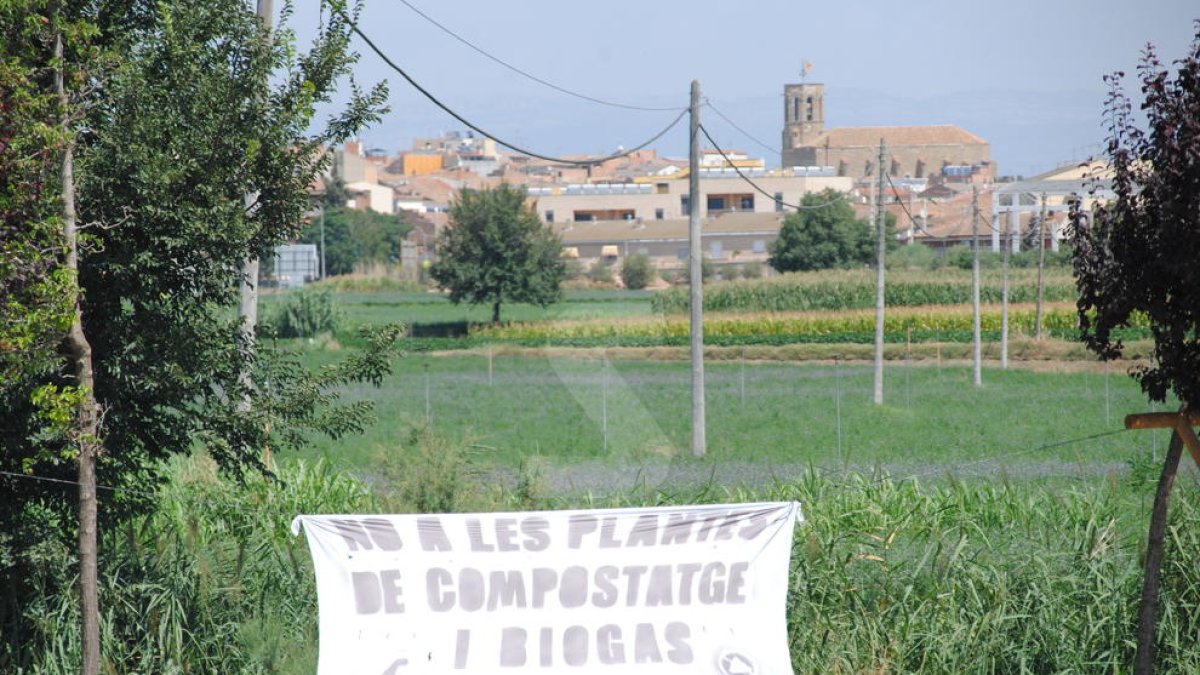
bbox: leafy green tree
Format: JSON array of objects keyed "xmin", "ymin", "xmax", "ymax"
[
  {"xmin": 0, "ymin": 1, "xmax": 395, "ymax": 669},
  {"xmin": 768, "ymin": 189, "xmax": 895, "ymax": 272},
  {"xmin": 620, "ymin": 252, "xmax": 654, "ymax": 290},
  {"xmin": 0, "ymin": 0, "xmax": 72, "ymax": 385},
  {"xmin": 431, "ymin": 184, "xmax": 565, "ymax": 323},
  {"xmin": 300, "ymin": 208, "xmax": 412, "ymax": 276}
]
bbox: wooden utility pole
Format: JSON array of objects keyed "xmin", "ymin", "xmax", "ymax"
[
  {"xmin": 1000, "ymin": 212, "xmax": 1010, "ymax": 369},
  {"xmin": 873, "ymin": 139, "xmax": 886, "ymax": 406},
  {"xmin": 56, "ymin": 23, "xmax": 101, "ymax": 675},
  {"xmin": 1034, "ymin": 193, "xmax": 1048, "ymax": 339},
  {"xmin": 971, "ymin": 186, "xmax": 981, "ymax": 387},
  {"xmin": 688, "ymin": 80, "xmax": 706, "ymax": 457},
  {"xmin": 1126, "ymin": 409, "xmax": 1200, "ymax": 674}
]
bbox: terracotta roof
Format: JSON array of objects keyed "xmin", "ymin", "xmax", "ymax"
[{"xmin": 818, "ymin": 125, "xmax": 987, "ymax": 148}]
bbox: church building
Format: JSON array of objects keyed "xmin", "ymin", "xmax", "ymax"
[{"xmin": 780, "ymin": 83, "xmax": 991, "ymax": 179}]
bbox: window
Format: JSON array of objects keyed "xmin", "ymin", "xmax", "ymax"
[
  {"xmin": 655, "ymin": 208, "xmax": 664, "ymax": 220},
  {"xmin": 740, "ymin": 196, "xmax": 754, "ymax": 211},
  {"xmin": 805, "ymin": 96, "xmax": 813, "ymax": 121},
  {"xmin": 545, "ymin": 210, "xmax": 554, "ymax": 223},
  {"xmin": 680, "ymin": 195, "xmax": 690, "ymax": 214},
  {"xmin": 707, "ymin": 195, "xmax": 726, "ymax": 211},
  {"xmin": 774, "ymin": 192, "xmax": 784, "ymax": 212}
]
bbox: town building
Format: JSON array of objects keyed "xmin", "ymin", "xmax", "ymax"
[{"xmin": 780, "ymin": 82, "xmax": 993, "ymax": 180}]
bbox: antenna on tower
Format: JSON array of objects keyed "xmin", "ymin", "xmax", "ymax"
[{"xmin": 800, "ymin": 60, "xmax": 813, "ymax": 84}]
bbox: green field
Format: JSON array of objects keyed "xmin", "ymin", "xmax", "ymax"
[
  {"xmin": 293, "ymin": 349, "xmax": 1168, "ymax": 483},
  {"xmin": 95, "ymin": 281, "xmax": 1185, "ymax": 674}
]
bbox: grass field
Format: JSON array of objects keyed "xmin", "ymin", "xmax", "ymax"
[{"xmin": 292, "ymin": 349, "xmax": 1172, "ymax": 488}]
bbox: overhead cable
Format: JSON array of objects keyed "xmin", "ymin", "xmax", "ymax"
[
  {"xmin": 345, "ymin": 18, "xmax": 687, "ymax": 166},
  {"xmin": 703, "ymin": 99, "xmax": 780, "ymax": 156},
  {"xmin": 698, "ymin": 124, "xmax": 845, "ymax": 211},
  {"xmin": 397, "ymin": 0, "xmax": 681, "ymax": 113}
]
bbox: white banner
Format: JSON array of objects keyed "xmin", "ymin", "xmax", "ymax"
[{"xmin": 293, "ymin": 501, "xmax": 801, "ymax": 675}]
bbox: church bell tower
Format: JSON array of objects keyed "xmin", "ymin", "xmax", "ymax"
[{"xmin": 781, "ymin": 82, "xmax": 824, "ymax": 167}]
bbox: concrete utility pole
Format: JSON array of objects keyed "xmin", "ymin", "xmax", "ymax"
[
  {"xmin": 238, "ymin": 0, "xmax": 273, "ymax": 403},
  {"xmin": 688, "ymin": 80, "xmax": 706, "ymax": 457},
  {"xmin": 873, "ymin": 139, "xmax": 886, "ymax": 406},
  {"xmin": 1034, "ymin": 193, "xmax": 1048, "ymax": 339},
  {"xmin": 971, "ymin": 186, "xmax": 982, "ymax": 387}
]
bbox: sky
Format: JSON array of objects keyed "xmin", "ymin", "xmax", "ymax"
[{"xmin": 283, "ymin": 0, "xmax": 1198, "ymax": 178}]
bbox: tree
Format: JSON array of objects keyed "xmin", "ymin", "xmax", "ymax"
[
  {"xmin": 1070, "ymin": 26, "xmax": 1200, "ymax": 406},
  {"xmin": 768, "ymin": 189, "xmax": 896, "ymax": 272},
  {"xmin": 0, "ymin": 0, "xmax": 72, "ymax": 386},
  {"xmin": 431, "ymin": 184, "xmax": 565, "ymax": 323},
  {"xmin": 0, "ymin": 1, "xmax": 393, "ymax": 669},
  {"xmin": 1069, "ymin": 26, "xmax": 1200, "ymax": 673},
  {"xmin": 300, "ymin": 207, "xmax": 412, "ymax": 276},
  {"xmin": 620, "ymin": 252, "xmax": 654, "ymax": 290}
]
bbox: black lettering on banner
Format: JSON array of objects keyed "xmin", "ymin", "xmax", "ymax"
[
  {"xmin": 417, "ymin": 517, "xmax": 451, "ymax": 552},
  {"xmin": 621, "ymin": 565, "xmax": 648, "ymax": 606},
  {"xmin": 559, "ymin": 566, "xmax": 588, "ymax": 608},
  {"xmin": 591, "ymin": 566, "xmax": 619, "ymax": 607},
  {"xmin": 567, "ymin": 515, "xmax": 597, "ymax": 549},
  {"xmin": 695, "ymin": 512, "xmax": 726, "ymax": 542},
  {"xmin": 539, "ymin": 627, "xmax": 553, "ymax": 667},
  {"xmin": 351, "ymin": 569, "xmax": 404, "ymax": 614},
  {"xmin": 487, "ymin": 570, "xmax": 527, "ymax": 610},
  {"xmin": 715, "ymin": 513, "xmax": 741, "ymax": 540},
  {"xmin": 563, "ymin": 626, "xmax": 588, "ymax": 667},
  {"xmin": 665, "ymin": 622, "xmax": 693, "ymax": 664},
  {"xmin": 626, "ymin": 514, "xmax": 658, "ymax": 547},
  {"xmin": 634, "ymin": 623, "xmax": 662, "ymax": 663},
  {"xmin": 467, "ymin": 519, "xmax": 493, "ymax": 552},
  {"xmin": 499, "ymin": 627, "xmax": 526, "ymax": 667},
  {"xmin": 426, "ymin": 568, "xmax": 454, "ymax": 612},
  {"xmin": 739, "ymin": 509, "xmax": 771, "ymax": 540},
  {"xmin": 454, "ymin": 629, "xmax": 470, "ymax": 669},
  {"xmin": 644, "ymin": 565, "xmax": 674, "ymax": 606},
  {"xmin": 699, "ymin": 562, "xmax": 725, "ymax": 604},
  {"xmin": 675, "ymin": 563, "xmax": 701, "ymax": 605},
  {"xmin": 597, "ymin": 624, "xmax": 625, "ymax": 665},
  {"xmin": 531, "ymin": 568, "xmax": 557, "ymax": 608},
  {"xmin": 333, "ymin": 518, "xmax": 402, "ymax": 552},
  {"xmin": 599, "ymin": 517, "xmax": 621, "ymax": 548},
  {"xmin": 661, "ymin": 513, "xmax": 695, "ymax": 545},
  {"xmin": 494, "ymin": 518, "xmax": 519, "ymax": 552},
  {"xmin": 458, "ymin": 568, "xmax": 485, "ymax": 611},
  {"xmin": 520, "ymin": 517, "xmax": 550, "ymax": 551},
  {"xmin": 351, "ymin": 571, "xmax": 380, "ymax": 614},
  {"xmin": 726, "ymin": 561, "xmax": 749, "ymax": 604}
]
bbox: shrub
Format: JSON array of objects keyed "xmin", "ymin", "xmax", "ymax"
[
  {"xmin": 587, "ymin": 259, "xmax": 614, "ymax": 284},
  {"xmin": 619, "ymin": 253, "xmax": 654, "ymax": 290},
  {"xmin": 740, "ymin": 261, "xmax": 764, "ymax": 279},
  {"xmin": 268, "ymin": 287, "xmax": 340, "ymax": 338}
]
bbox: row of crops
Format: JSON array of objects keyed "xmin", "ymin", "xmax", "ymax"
[{"xmin": 651, "ymin": 269, "xmax": 1079, "ymax": 313}]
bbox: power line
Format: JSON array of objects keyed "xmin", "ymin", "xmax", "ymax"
[
  {"xmin": 397, "ymin": 0, "xmax": 680, "ymax": 113},
  {"xmin": 697, "ymin": 123, "xmax": 844, "ymax": 211},
  {"xmin": 703, "ymin": 99, "xmax": 779, "ymax": 157},
  {"xmin": 343, "ymin": 15, "xmax": 687, "ymax": 166}
]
